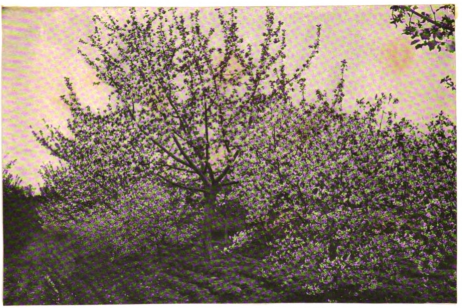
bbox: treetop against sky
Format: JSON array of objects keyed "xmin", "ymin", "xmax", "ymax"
[{"xmin": 2, "ymin": 5, "xmax": 455, "ymax": 188}]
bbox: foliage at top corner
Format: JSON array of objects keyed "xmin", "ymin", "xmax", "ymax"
[
  {"xmin": 390, "ymin": 5, "xmax": 456, "ymax": 91},
  {"xmin": 390, "ymin": 4, "xmax": 455, "ymax": 53}
]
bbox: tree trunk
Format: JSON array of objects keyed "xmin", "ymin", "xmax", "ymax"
[
  {"xmin": 202, "ymin": 190, "xmax": 217, "ymax": 261},
  {"xmin": 224, "ymin": 219, "xmax": 229, "ymax": 245}
]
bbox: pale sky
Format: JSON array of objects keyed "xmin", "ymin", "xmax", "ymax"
[{"xmin": 1, "ymin": 5, "xmax": 456, "ymax": 189}]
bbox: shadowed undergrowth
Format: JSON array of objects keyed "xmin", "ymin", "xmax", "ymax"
[{"xmin": 3, "ymin": 233, "xmax": 456, "ymax": 304}]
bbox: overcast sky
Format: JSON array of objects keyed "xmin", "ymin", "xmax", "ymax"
[{"xmin": 2, "ymin": 5, "xmax": 456, "ymax": 189}]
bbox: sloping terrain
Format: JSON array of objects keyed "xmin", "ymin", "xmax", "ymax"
[
  {"xmin": 3, "ymin": 231, "xmax": 456, "ymax": 304},
  {"xmin": 4, "ymin": 239, "xmax": 304, "ymax": 305}
]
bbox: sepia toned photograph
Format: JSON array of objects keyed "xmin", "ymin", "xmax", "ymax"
[{"xmin": 2, "ymin": 3, "xmax": 456, "ymax": 304}]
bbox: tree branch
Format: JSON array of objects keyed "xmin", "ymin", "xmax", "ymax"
[
  {"xmin": 124, "ymin": 105, "xmax": 194, "ymax": 170},
  {"xmin": 401, "ymin": 6, "xmax": 454, "ymax": 32},
  {"xmin": 215, "ymin": 149, "xmax": 241, "ymax": 183},
  {"xmin": 172, "ymin": 133, "xmax": 210, "ymax": 185},
  {"xmin": 154, "ymin": 171, "xmax": 207, "ymax": 193}
]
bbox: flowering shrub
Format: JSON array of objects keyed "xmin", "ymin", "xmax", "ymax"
[
  {"xmin": 227, "ymin": 78, "xmax": 456, "ymax": 300},
  {"xmin": 38, "ymin": 164, "xmax": 201, "ymax": 259}
]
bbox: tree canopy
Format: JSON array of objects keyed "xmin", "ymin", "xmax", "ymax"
[{"xmin": 33, "ymin": 7, "xmax": 322, "ymax": 260}]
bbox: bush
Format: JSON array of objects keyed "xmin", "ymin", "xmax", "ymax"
[
  {"xmin": 227, "ymin": 90, "xmax": 456, "ymax": 301},
  {"xmin": 38, "ymin": 165, "xmax": 202, "ymax": 259},
  {"xmin": 3, "ymin": 160, "xmax": 42, "ymax": 258}
]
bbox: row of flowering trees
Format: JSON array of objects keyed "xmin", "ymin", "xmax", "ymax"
[{"xmin": 33, "ymin": 7, "xmax": 455, "ymax": 300}]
